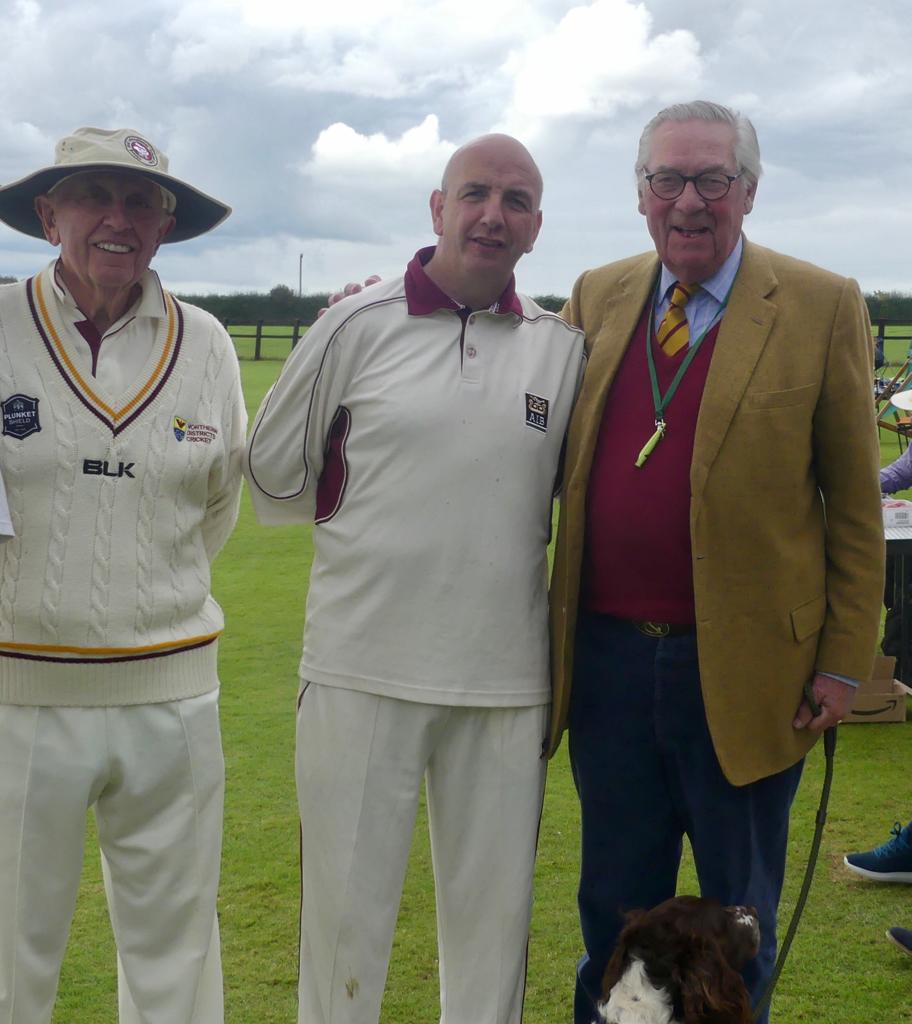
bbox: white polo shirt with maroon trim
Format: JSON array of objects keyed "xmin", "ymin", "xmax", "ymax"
[{"xmin": 245, "ymin": 248, "xmax": 585, "ymax": 707}]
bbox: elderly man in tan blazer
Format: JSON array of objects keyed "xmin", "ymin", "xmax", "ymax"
[{"xmin": 548, "ymin": 101, "xmax": 884, "ymax": 1024}]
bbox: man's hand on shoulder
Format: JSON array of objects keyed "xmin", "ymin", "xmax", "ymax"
[{"xmin": 317, "ymin": 276, "xmax": 382, "ymax": 318}]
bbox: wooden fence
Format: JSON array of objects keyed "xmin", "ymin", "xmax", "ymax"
[
  {"xmin": 224, "ymin": 317, "xmax": 912, "ymax": 363},
  {"xmin": 873, "ymin": 319, "xmax": 912, "ymax": 365},
  {"xmin": 223, "ymin": 320, "xmax": 308, "ymax": 360}
]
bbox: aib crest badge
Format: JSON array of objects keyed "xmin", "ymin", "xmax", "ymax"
[
  {"xmin": 173, "ymin": 416, "xmax": 187, "ymax": 441},
  {"xmin": 525, "ymin": 392, "xmax": 549, "ymax": 433},
  {"xmin": 2, "ymin": 394, "xmax": 41, "ymax": 439}
]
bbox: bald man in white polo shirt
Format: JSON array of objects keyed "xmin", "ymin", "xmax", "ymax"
[{"xmin": 246, "ymin": 134, "xmax": 585, "ymax": 1024}]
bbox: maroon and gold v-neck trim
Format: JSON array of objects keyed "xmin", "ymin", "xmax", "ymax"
[{"xmin": 26, "ymin": 269, "xmax": 184, "ymax": 436}]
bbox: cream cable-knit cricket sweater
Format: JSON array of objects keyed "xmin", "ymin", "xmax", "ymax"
[{"xmin": 0, "ymin": 264, "xmax": 246, "ymax": 706}]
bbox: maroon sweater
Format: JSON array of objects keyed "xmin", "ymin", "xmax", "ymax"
[{"xmin": 582, "ymin": 302, "xmax": 720, "ymax": 624}]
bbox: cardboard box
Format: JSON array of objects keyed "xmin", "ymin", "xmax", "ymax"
[
  {"xmin": 869, "ymin": 654, "xmax": 896, "ymax": 681},
  {"xmin": 883, "ymin": 500, "xmax": 912, "ymax": 528},
  {"xmin": 844, "ymin": 655, "xmax": 911, "ymax": 723}
]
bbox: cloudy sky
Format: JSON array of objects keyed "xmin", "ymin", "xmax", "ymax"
[{"xmin": 1, "ymin": 0, "xmax": 909, "ymax": 299}]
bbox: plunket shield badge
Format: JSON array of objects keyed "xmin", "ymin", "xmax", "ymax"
[{"xmin": 1, "ymin": 394, "xmax": 41, "ymax": 439}]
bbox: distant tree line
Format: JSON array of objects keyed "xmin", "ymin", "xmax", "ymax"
[
  {"xmin": 172, "ymin": 284, "xmax": 571, "ymax": 323},
  {"xmin": 174, "ymin": 285, "xmax": 329, "ymax": 325},
  {"xmin": 175, "ymin": 287, "xmax": 912, "ymax": 326},
  {"xmin": 2, "ymin": 274, "xmax": 911, "ymax": 323},
  {"xmin": 865, "ymin": 291, "xmax": 912, "ymax": 321},
  {"xmin": 532, "ymin": 294, "xmax": 565, "ymax": 313}
]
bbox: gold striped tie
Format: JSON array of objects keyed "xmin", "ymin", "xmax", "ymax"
[{"xmin": 656, "ymin": 282, "xmax": 696, "ymax": 356}]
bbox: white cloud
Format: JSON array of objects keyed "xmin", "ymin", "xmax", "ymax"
[
  {"xmin": 292, "ymin": 116, "xmax": 456, "ymax": 247},
  {"xmin": 230, "ymin": 0, "xmax": 538, "ymax": 34},
  {"xmin": 163, "ymin": 0, "xmax": 543, "ymax": 97},
  {"xmin": 0, "ymin": 0, "xmax": 910, "ymax": 295},
  {"xmin": 304, "ymin": 115, "xmax": 455, "ymax": 185},
  {"xmin": 13, "ymin": 0, "xmax": 39, "ymax": 25},
  {"xmin": 501, "ymin": 0, "xmax": 703, "ymax": 135}
]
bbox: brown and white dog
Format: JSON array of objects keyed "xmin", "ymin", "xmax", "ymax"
[{"xmin": 598, "ymin": 895, "xmax": 760, "ymax": 1024}]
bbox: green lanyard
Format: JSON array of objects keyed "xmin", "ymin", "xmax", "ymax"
[{"xmin": 635, "ymin": 285, "xmax": 731, "ymax": 468}]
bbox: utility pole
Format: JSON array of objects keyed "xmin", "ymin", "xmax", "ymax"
[{"xmin": 298, "ymin": 253, "xmax": 303, "ymax": 297}]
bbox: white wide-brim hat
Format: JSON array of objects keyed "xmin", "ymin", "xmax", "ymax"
[
  {"xmin": 891, "ymin": 389, "xmax": 912, "ymax": 411},
  {"xmin": 0, "ymin": 127, "xmax": 231, "ymax": 243}
]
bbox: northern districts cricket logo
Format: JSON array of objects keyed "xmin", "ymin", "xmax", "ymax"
[{"xmin": 173, "ymin": 416, "xmax": 218, "ymax": 444}]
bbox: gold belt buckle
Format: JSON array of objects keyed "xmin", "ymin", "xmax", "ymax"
[{"xmin": 637, "ymin": 620, "xmax": 670, "ymax": 638}]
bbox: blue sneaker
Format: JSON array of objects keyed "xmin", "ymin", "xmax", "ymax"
[
  {"xmin": 844, "ymin": 822, "xmax": 912, "ymax": 882},
  {"xmin": 887, "ymin": 927, "xmax": 912, "ymax": 957}
]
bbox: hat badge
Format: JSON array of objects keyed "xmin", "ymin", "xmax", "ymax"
[{"xmin": 124, "ymin": 135, "xmax": 158, "ymax": 167}]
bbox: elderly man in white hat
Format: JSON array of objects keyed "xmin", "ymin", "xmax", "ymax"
[{"xmin": 0, "ymin": 128, "xmax": 245, "ymax": 1024}]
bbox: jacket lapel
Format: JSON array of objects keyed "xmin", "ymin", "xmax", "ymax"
[
  {"xmin": 571, "ymin": 256, "xmax": 659, "ymax": 477},
  {"xmin": 690, "ymin": 240, "xmax": 778, "ymax": 505}
]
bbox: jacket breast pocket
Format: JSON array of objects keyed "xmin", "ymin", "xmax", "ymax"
[
  {"xmin": 790, "ymin": 594, "xmax": 826, "ymax": 642},
  {"xmin": 745, "ymin": 383, "xmax": 817, "ymax": 411}
]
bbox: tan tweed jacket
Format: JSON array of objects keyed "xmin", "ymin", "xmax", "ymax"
[{"xmin": 547, "ymin": 239, "xmax": 885, "ymax": 785}]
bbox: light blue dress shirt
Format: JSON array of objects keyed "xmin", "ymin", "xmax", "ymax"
[{"xmin": 653, "ymin": 235, "xmax": 743, "ymax": 343}]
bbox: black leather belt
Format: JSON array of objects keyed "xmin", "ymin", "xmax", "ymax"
[{"xmin": 632, "ymin": 620, "xmax": 696, "ymax": 638}]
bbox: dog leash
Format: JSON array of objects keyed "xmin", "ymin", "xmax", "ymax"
[{"xmin": 752, "ymin": 681, "xmax": 837, "ymax": 1021}]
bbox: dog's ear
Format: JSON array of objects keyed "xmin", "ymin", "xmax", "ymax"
[
  {"xmin": 599, "ymin": 945, "xmax": 626, "ymax": 1000},
  {"xmin": 722, "ymin": 908, "xmax": 761, "ymax": 970},
  {"xmin": 677, "ymin": 940, "xmax": 753, "ymax": 1023},
  {"xmin": 599, "ymin": 909, "xmax": 646, "ymax": 1000}
]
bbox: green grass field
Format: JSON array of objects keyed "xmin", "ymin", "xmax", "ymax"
[
  {"xmin": 228, "ymin": 324, "xmax": 304, "ymax": 363},
  {"xmin": 878, "ymin": 326, "xmax": 912, "ymax": 371},
  {"xmin": 50, "ymin": 356, "xmax": 912, "ymax": 1023}
]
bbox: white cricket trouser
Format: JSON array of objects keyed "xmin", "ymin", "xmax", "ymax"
[
  {"xmin": 0, "ymin": 692, "xmax": 224, "ymax": 1024},
  {"xmin": 295, "ymin": 682, "xmax": 548, "ymax": 1024}
]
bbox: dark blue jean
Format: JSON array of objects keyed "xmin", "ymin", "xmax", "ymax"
[{"xmin": 568, "ymin": 613, "xmax": 803, "ymax": 1024}]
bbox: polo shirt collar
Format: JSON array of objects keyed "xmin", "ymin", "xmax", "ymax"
[
  {"xmin": 46, "ymin": 258, "xmax": 169, "ymax": 325},
  {"xmin": 404, "ymin": 246, "xmax": 523, "ymax": 318}
]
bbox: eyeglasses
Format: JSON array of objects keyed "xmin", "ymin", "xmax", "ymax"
[{"xmin": 644, "ymin": 170, "xmax": 741, "ymax": 201}]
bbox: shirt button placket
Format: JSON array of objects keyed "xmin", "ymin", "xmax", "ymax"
[{"xmin": 462, "ymin": 315, "xmax": 482, "ymax": 383}]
